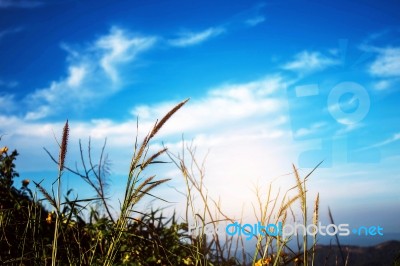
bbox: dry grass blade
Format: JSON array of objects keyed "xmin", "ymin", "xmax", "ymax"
[
  {"xmin": 278, "ymin": 194, "xmax": 301, "ymax": 218},
  {"xmin": 140, "ymin": 147, "xmax": 168, "ymax": 170},
  {"xmin": 128, "ymin": 175, "xmax": 156, "ymax": 203},
  {"xmin": 292, "ymin": 163, "xmax": 308, "ymax": 265},
  {"xmin": 304, "ymin": 160, "xmax": 324, "ymax": 181},
  {"xmin": 292, "ymin": 164, "xmax": 304, "ymax": 201},
  {"xmin": 311, "ymin": 193, "xmax": 320, "ymax": 266},
  {"xmin": 149, "ymin": 98, "xmax": 189, "ymax": 139},
  {"xmin": 140, "ymin": 178, "xmax": 171, "ymax": 196},
  {"xmin": 313, "ymin": 193, "xmax": 319, "ymax": 227},
  {"xmin": 328, "ymin": 207, "xmax": 346, "ymax": 266},
  {"xmin": 129, "ymin": 99, "xmax": 189, "ymax": 175},
  {"xmin": 132, "ymin": 178, "xmax": 171, "ymax": 206},
  {"xmin": 33, "ymin": 181, "xmax": 57, "ymax": 210}
]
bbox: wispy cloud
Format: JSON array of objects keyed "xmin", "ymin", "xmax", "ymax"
[
  {"xmin": 24, "ymin": 106, "xmax": 50, "ymax": 121},
  {"xmin": 372, "ymin": 78, "xmax": 400, "ymax": 91},
  {"xmin": 0, "ymin": 78, "xmax": 18, "ymax": 88},
  {"xmin": 294, "ymin": 122, "xmax": 327, "ymax": 138},
  {"xmin": 0, "ymin": 0, "xmax": 43, "ymax": 8},
  {"xmin": 282, "ymin": 51, "xmax": 340, "ymax": 74},
  {"xmin": 245, "ymin": 16, "xmax": 265, "ymax": 27},
  {"xmin": 24, "ymin": 27, "xmax": 156, "ymax": 120},
  {"xmin": 363, "ymin": 45, "xmax": 400, "ymax": 91},
  {"xmin": 168, "ymin": 27, "xmax": 225, "ymax": 47},
  {"xmin": 335, "ymin": 122, "xmax": 363, "ymax": 135},
  {"xmin": 227, "ymin": 2, "xmax": 266, "ymax": 29},
  {"xmin": 368, "ymin": 47, "xmax": 400, "ymax": 78},
  {"xmin": 374, "ymin": 79, "xmax": 391, "ymax": 90},
  {"xmin": 0, "ymin": 27, "xmax": 23, "ymax": 41},
  {"xmin": 327, "ymin": 92, "xmax": 361, "ymax": 120},
  {"xmin": 361, "ymin": 133, "xmax": 400, "ymax": 151},
  {"xmin": 95, "ymin": 28, "xmax": 156, "ymax": 81},
  {"xmin": 0, "ymin": 94, "xmax": 16, "ymax": 113},
  {"xmin": 168, "ymin": 4, "xmax": 264, "ymax": 48}
]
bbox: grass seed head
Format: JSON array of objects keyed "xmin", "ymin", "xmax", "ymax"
[{"xmin": 59, "ymin": 120, "xmax": 69, "ymax": 171}]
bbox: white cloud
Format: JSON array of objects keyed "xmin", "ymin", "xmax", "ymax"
[
  {"xmin": 24, "ymin": 106, "xmax": 50, "ymax": 120},
  {"xmin": 169, "ymin": 27, "xmax": 225, "ymax": 47},
  {"xmin": 66, "ymin": 65, "xmax": 86, "ymax": 87},
  {"xmin": 294, "ymin": 122, "xmax": 326, "ymax": 138},
  {"xmin": 131, "ymin": 76, "xmax": 288, "ymax": 136},
  {"xmin": 0, "ymin": 0, "xmax": 43, "ymax": 8},
  {"xmin": 369, "ymin": 47, "xmax": 400, "ymax": 77},
  {"xmin": 282, "ymin": 51, "xmax": 340, "ymax": 74},
  {"xmin": 96, "ymin": 27, "xmax": 156, "ymax": 81},
  {"xmin": 335, "ymin": 122, "xmax": 363, "ymax": 135},
  {"xmin": 0, "ymin": 76, "xmax": 297, "ymax": 219},
  {"xmin": 245, "ymin": 16, "xmax": 265, "ymax": 26},
  {"xmin": 0, "ymin": 94, "xmax": 16, "ymax": 113},
  {"xmin": 2, "ymin": 75, "xmax": 293, "ymax": 171},
  {"xmin": 374, "ymin": 79, "xmax": 391, "ymax": 90},
  {"xmin": 24, "ymin": 27, "xmax": 157, "ymax": 120}
]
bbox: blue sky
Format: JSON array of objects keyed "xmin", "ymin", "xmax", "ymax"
[{"xmin": 1, "ymin": 0, "xmax": 400, "ymax": 242}]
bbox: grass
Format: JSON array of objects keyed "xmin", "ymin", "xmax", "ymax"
[{"xmin": 0, "ymin": 98, "xmax": 373, "ymax": 265}]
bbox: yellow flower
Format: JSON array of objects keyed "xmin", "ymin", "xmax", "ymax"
[
  {"xmin": 62, "ymin": 219, "xmax": 76, "ymax": 227},
  {"xmin": 122, "ymin": 254, "xmax": 130, "ymax": 263},
  {"xmin": 255, "ymin": 257, "xmax": 272, "ymax": 266},
  {"xmin": 46, "ymin": 213, "xmax": 52, "ymax": 224},
  {"xmin": 183, "ymin": 257, "xmax": 193, "ymax": 265},
  {"xmin": 0, "ymin": 146, "xmax": 8, "ymax": 155}
]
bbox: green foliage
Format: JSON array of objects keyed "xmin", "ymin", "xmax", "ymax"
[
  {"xmin": 0, "ymin": 144, "xmax": 19, "ymax": 190},
  {"xmin": 0, "ymin": 144, "xmax": 54, "ymax": 264},
  {"xmin": 0, "ymin": 141, "xmax": 196, "ymax": 265}
]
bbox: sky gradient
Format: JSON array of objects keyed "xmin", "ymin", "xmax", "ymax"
[{"xmin": 1, "ymin": 0, "xmax": 399, "ymax": 244}]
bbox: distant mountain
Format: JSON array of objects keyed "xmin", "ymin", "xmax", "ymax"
[{"xmin": 314, "ymin": 240, "xmax": 400, "ymax": 266}]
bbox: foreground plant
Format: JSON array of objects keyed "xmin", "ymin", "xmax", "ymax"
[
  {"xmin": 167, "ymin": 142, "xmax": 237, "ymax": 265},
  {"xmin": 104, "ymin": 98, "xmax": 189, "ymax": 266},
  {"xmin": 164, "ymin": 135, "xmax": 326, "ymax": 266},
  {"xmin": 31, "ymin": 99, "xmax": 190, "ymax": 265}
]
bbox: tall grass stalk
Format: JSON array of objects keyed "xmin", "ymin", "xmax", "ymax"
[
  {"xmin": 103, "ymin": 99, "xmax": 189, "ymax": 266},
  {"xmin": 167, "ymin": 141, "xmax": 234, "ymax": 265},
  {"xmin": 52, "ymin": 120, "xmax": 69, "ymax": 266},
  {"xmin": 312, "ymin": 193, "xmax": 319, "ymax": 266},
  {"xmin": 292, "ymin": 163, "xmax": 308, "ymax": 265}
]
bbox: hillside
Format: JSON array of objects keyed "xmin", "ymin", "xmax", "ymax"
[{"xmin": 313, "ymin": 240, "xmax": 400, "ymax": 266}]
